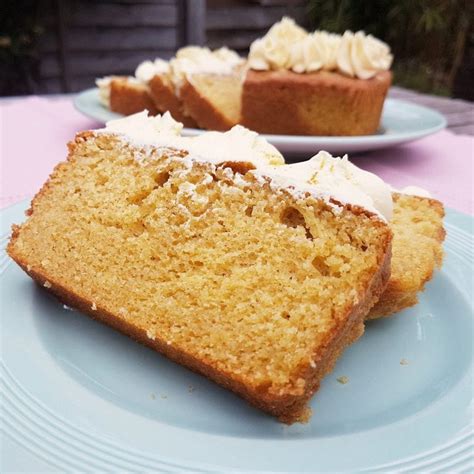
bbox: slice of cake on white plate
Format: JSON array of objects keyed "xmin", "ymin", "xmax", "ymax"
[
  {"xmin": 368, "ymin": 189, "xmax": 445, "ymax": 319},
  {"xmin": 7, "ymin": 111, "xmax": 392, "ymax": 423}
]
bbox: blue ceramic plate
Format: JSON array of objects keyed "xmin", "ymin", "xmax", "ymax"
[
  {"xmin": 1, "ymin": 200, "xmax": 473, "ymax": 473},
  {"xmin": 74, "ymin": 87, "xmax": 446, "ymax": 156}
]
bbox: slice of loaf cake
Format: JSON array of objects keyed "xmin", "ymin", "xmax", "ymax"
[
  {"xmin": 171, "ymin": 47, "xmax": 244, "ymax": 131},
  {"xmin": 96, "ymin": 76, "xmax": 158, "ymax": 116},
  {"xmin": 8, "ymin": 112, "xmax": 392, "ymax": 423},
  {"xmin": 135, "ymin": 58, "xmax": 198, "ymax": 127},
  {"xmin": 368, "ymin": 192, "xmax": 445, "ymax": 319},
  {"xmin": 148, "ymin": 73, "xmax": 197, "ymax": 127}
]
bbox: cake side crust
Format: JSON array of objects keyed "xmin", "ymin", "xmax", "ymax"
[
  {"xmin": 148, "ymin": 75, "xmax": 198, "ymax": 127},
  {"xmin": 179, "ymin": 77, "xmax": 238, "ymax": 131},
  {"xmin": 367, "ymin": 193, "xmax": 445, "ymax": 319},
  {"xmin": 109, "ymin": 78, "xmax": 158, "ymax": 116},
  {"xmin": 241, "ymin": 69, "xmax": 392, "ymax": 136}
]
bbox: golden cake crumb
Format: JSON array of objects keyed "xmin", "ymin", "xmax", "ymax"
[
  {"xmin": 400, "ymin": 358, "xmax": 409, "ymax": 365},
  {"xmin": 337, "ymin": 376, "xmax": 349, "ymax": 385},
  {"xmin": 368, "ymin": 193, "xmax": 445, "ymax": 319},
  {"xmin": 6, "ymin": 131, "xmax": 392, "ymax": 423}
]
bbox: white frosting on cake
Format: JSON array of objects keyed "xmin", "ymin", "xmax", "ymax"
[
  {"xmin": 99, "ymin": 111, "xmax": 284, "ymax": 167},
  {"xmin": 97, "ymin": 112, "xmax": 396, "ymax": 220},
  {"xmin": 257, "ymin": 152, "xmax": 393, "ymax": 220},
  {"xmin": 181, "ymin": 126, "xmax": 285, "ymax": 166},
  {"xmin": 135, "ymin": 59, "xmax": 169, "ymax": 82},
  {"xmin": 248, "ymin": 17, "xmax": 392, "ymax": 79},
  {"xmin": 337, "ymin": 31, "xmax": 393, "ymax": 79},
  {"xmin": 289, "ymin": 31, "xmax": 341, "ymax": 73},
  {"xmin": 248, "ymin": 17, "xmax": 307, "ymax": 71},
  {"xmin": 95, "ymin": 76, "xmax": 112, "ymax": 107},
  {"xmin": 170, "ymin": 46, "xmax": 243, "ymax": 88},
  {"xmin": 98, "ymin": 47, "xmax": 242, "ymax": 106},
  {"xmin": 396, "ymin": 185, "xmax": 432, "ymax": 199},
  {"xmin": 103, "ymin": 110, "xmax": 183, "ymax": 140}
]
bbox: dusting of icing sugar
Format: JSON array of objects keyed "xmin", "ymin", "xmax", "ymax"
[
  {"xmin": 253, "ymin": 151, "xmax": 393, "ymax": 221},
  {"xmin": 395, "ymin": 185, "xmax": 432, "ymax": 199},
  {"xmin": 93, "ymin": 112, "xmax": 396, "ymax": 221},
  {"xmin": 178, "ymin": 181, "xmax": 196, "ymax": 195},
  {"xmin": 97, "ymin": 111, "xmax": 284, "ymax": 168},
  {"xmin": 200, "ymin": 173, "xmax": 214, "ymax": 186}
]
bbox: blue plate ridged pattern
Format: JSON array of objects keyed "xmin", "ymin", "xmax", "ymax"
[{"xmin": 1, "ymin": 201, "xmax": 472, "ymax": 472}]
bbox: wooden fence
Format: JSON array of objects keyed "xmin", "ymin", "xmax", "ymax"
[{"xmin": 31, "ymin": 0, "xmax": 306, "ymax": 94}]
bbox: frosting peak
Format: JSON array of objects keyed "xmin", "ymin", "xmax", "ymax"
[
  {"xmin": 337, "ymin": 31, "xmax": 393, "ymax": 79},
  {"xmin": 135, "ymin": 58, "xmax": 169, "ymax": 82},
  {"xmin": 99, "ymin": 111, "xmax": 284, "ymax": 168},
  {"xmin": 260, "ymin": 152, "xmax": 393, "ymax": 220},
  {"xmin": 170, "ymin": 46, "xmax": 243, "ymax": 87},
  {"xmin": 248, "ymin": 18, "xmax": 392, "ymax": 79},
  {"xmin": 104, "ymin": 111, "xmax": 183, "ymax": 141},
  {"xmin": 249, "ymin": 17, "xmax": 307, "ymax": 71},
  {"xmin": 188, "ymin": 125, "xmax": 284, "ymax": 166}
]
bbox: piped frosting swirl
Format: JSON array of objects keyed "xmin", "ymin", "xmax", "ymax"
[{"xmin": 248, "ymin": 17, "xmax": 393, "ymax": 79}]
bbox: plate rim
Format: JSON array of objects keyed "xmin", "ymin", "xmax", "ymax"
[
  {"xmin": 1, "ymin": 199, "xmax": 472, "ymax": 473},
  {"xmin": 73, "ymin": 88, "xmax": 447, "ymax": 152}
]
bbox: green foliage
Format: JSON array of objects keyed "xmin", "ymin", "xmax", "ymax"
[
  {"xmin": 307, "ymin": 0, "xmax": 472, "ymax": 96},
  {"xmin": 0, "ymin": 0, "xmax": 44, "ymax": 95}
]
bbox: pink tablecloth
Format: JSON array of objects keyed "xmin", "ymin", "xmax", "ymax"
[{"xmin": 1, "ymin": 96, "xmax": 473, "ymax": 214}]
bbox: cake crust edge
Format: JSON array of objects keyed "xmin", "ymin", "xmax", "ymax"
[{"xmin": 7, "ymin": 132, "xmax": 393, "ymax": 423}]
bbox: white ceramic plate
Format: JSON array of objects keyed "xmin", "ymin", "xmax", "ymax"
[
  {"xmin": 1, "ymin": 200, "xmax": 473, "ymax": 472},
  {"xmin": 74, "ymin": 88, "xmax": 447, "ymax": 156}
]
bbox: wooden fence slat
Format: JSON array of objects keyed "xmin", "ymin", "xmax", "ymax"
[
  {"xmin": 185, "ymin": 0, "xmax": 206, "ymax": 45},
  {"xmin": 94, "ymin": 0, "xmax": 177, "ymax": 4},
  {"xmin": 40, "ymin": 50, "xmax": 175, "ymax": 78},
  {"xmin": 206, "ymin": 30, "xmax": 266, "ymax": 50},
  {"xmin": 207, "ymin": 6, "xmax": 307, "ymax": 30},
  {"xmin": 63, "ymin": 27, "xmax": 178, "ymax": 51},
  {"xmin": 69, "ymin": 50, "xmax": 175, "ymax": 76},
  {"xmin": 41, "ymin": 78, "xmax": 64, "ymax": 94},
  {"xmin": 68, "ymin": 4, "xmax": 177, "ymax": 27},
  {"xmin": 38, "ymin": 31, "xmax": 59, "ymax": 54}
]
